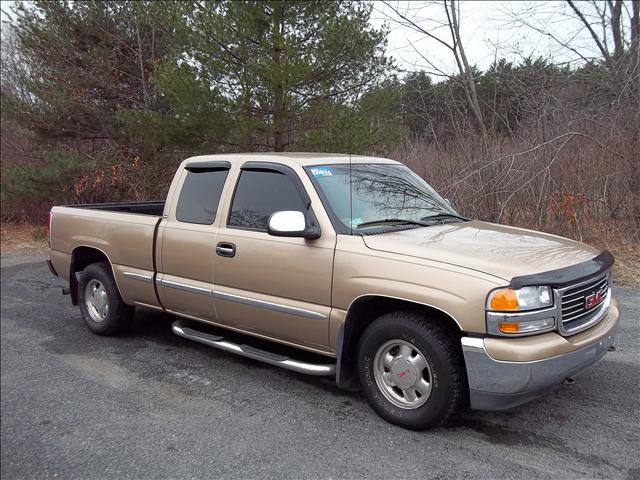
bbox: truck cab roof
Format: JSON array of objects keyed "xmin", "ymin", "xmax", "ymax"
[{"xmin": 183, "ymin": 152, "xmax": 401, "ymax": 168}]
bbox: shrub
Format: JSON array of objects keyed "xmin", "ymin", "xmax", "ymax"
[{"xmin": 1, "ymin": 148, "xmax": 88, "ymax": 221}]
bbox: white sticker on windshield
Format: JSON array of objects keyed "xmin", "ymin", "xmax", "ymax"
[{"xmin": 310, "ymin": 167, "xmax": 333, "ymax": 177}]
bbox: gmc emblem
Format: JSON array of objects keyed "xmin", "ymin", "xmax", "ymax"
[{"xmin": 585, "ymin": 289, "xmax": 606, "ymax": 309}]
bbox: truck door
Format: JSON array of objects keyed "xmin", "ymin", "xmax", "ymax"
[
  {"xmin": 156, "ymin": 161, "xmax": 230, "ymax": 321},
  {"xmin": 212, "ymin": 162, "xmax": 335, "ymax": 353}
]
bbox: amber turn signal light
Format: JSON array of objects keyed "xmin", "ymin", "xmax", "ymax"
[
  {"xmin": 498, "ymin": 321, "xmax": 520, "ymax": 333},
  {"xmin": 489, "ymin": 288, "xmax": 519, "ymax": 310}
]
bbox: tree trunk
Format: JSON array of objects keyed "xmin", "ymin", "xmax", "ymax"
[
  {"xmin": 447, "ymin": 1, "xmax": 496, "ymax": 216},
  {"xmin": 632, "ymin": 0, "xmax": 639, "ymax": 45},
  {"xmin": 134, "ymin": 13, "xmax": 150, "ymax": 110},
  {"xmin": 271, "ymin": 3, "xmax": 285, "ymax": 152},
  {"xmin": 630, "ymin": 0, "xmax": 640, "ymax": 90},
  {"xmin": 630, "ymin": 1, "xmax": 640, "ymax": 228},
  {"xmin": 609, "ymin": 0, "xmax": 624, "ymax": 62},
  {"xmin": 448, "ymin": 0, "xmax": 486, "ymax": 142}
]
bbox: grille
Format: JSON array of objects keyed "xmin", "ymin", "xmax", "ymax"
[{"xmin": 560, "ymin": 274, "xmax": 610, "ymax": 334}]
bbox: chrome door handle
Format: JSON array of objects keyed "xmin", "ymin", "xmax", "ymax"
[{"xmin": 216, "ymin": 242, "xmax": 236, "ymax": 258}]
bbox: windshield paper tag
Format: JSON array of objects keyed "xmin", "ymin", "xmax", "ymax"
[{"xmin": 310, "ymin": 167, "xmax": 333, "ymax": 177}]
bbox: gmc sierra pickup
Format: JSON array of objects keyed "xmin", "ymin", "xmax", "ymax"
[{"xmin": 48, "ymin": 153, "xmax": 620, "ymax": 430}]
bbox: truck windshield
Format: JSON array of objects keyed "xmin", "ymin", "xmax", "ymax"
[{"xmin": 305, "ymin": 163, "xmax": 462, "ymax": 232}]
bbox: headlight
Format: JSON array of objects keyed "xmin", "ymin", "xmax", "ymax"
[
  {"xmin": 486, "ymin": 286, "xmax": 556, "ymax": 336},
  {"xmin": 487, "ymin": 286, "xmax": 552, "ymax": 311}
]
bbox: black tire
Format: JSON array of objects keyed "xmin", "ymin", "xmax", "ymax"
[
  {"xmin": 77, "ymin": 262, "xmax": 133, "ymax": 336},
  {"xmin": 357, "ymin": 310, "xmax": 466, "ymax": 430}
]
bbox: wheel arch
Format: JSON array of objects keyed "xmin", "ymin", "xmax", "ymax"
[
  {"xmin": 69, "ymin": 246, "xmax": 121, "ymax": 306},
  {"xmin": 335, "ymin": 295, "xmax": 464, "ymax": 388}
]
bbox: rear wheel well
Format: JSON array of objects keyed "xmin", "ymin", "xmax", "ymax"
[
  {"xmin": 336, "ymin": 296, "xmax": 463, "ymax": 388},
  {"xmin": 69, "ymin": 247, "xmax": 111, "ymax": 305}
]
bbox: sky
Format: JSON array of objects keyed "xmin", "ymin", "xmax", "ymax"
[
  {"xmin": 0, "ymin": 0, "xmax": 15, "ymax": 21},
  {"xmin": 370, "ymin": 1, "xmax": 612, "ymax": 76},
  {"xmin": 1, "ymin": 0, "xmax": 617, "ymax": 78}
]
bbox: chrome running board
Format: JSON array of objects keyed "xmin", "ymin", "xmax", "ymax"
[{"xmin": 171, "ymin": 320, "xmax": 336, "ymax": 377}]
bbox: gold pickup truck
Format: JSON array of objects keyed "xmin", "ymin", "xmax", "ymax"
[{"xmin": 48, "ymin": 153, "xmax": 620, "ymax": 430}]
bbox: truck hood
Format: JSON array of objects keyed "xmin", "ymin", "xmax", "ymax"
[{"xmin": 362, "ymin": 220, "xmax": 600, "ymax": 282}]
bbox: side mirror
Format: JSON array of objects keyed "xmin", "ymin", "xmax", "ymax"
[{"xmin": 267, "ymin": 211, "xmax": 320, "ymax": 239}]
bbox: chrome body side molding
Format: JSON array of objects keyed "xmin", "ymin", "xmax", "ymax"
[
  {"xmin": 123, "ymin": 271, "xmax": 153, "ymax": 283},
  {"xmin": 156, "ymin": 279, "xmax": 327, "ymax": 320},
  {"xmin": 134, "ymin": 301, "xmax": 164, "ymax": 311},
  {"xmin": 158, "ymin": 278, "xmax": 212, "ymax": 296},
  {"xmin": 212, "ymin": 290, "xmax": 327, "ymax": 320}
]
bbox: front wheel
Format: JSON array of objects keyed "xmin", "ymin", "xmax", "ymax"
[
  {"xmin": 78, "ymin": 262, "xmax": 133, "ymax": 336},
  {"xmin": 357, "ymin": 311, "xmax": 466, "ymax": 430}
]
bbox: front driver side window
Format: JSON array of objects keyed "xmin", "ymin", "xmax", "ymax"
[{"xmin": 228, "ymin": 169, "xmax": 306, "ymax": 231}]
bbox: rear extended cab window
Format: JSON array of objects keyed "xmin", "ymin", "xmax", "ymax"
[{"xmin": 176, "ymin": 168, "xmax": 229, "ymax": 225}]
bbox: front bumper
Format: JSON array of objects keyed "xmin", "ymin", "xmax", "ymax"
[{"xmin": 462, "ymin": 298, "xmax": 620, "ymax": 411}]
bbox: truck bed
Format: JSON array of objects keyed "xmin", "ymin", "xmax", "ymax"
[{"xmin": 49, "ymin": 203, "xmax": 164, "ymax": 308}]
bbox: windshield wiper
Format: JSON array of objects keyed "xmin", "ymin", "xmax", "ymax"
[
  {"xmin": 420, "ymin": 213, "xmax": 470, "ymax": 223},
  {"xmin": 356, "ymin": 218, "xmax": 431, "ymax": 229}
]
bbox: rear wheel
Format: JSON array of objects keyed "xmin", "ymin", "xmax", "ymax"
[
  {"xmin": 78, "ymin": 262, "xmax": 133, "ymax": 336},
  {"xmin": 357, "ymin": 311, "xmax": 466, "ymax": 430}
]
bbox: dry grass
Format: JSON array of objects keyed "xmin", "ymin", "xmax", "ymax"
[
  {"xmin": 1, "ymin": 221, "xmax": 636, "ymax": 287},
  {"xmin": 0, "ymin": 222, "xmax": 48, "ymax": 254},
  {"xmin": 608, "ymin": 243, "xmax": 640, "ymax": 288}
]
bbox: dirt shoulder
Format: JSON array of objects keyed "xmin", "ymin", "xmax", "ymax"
[
  {"xmin": 609, "ymin": 243, "xmax": 639, "ymax": 288},
  {"xmin": 1, "ymin": 223, "xmax": 48, "ymax": 256}
]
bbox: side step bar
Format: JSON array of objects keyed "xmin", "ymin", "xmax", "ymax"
[{"xmin": 172, "ymin": 320, "xmax": 336, "ymax": 377}]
